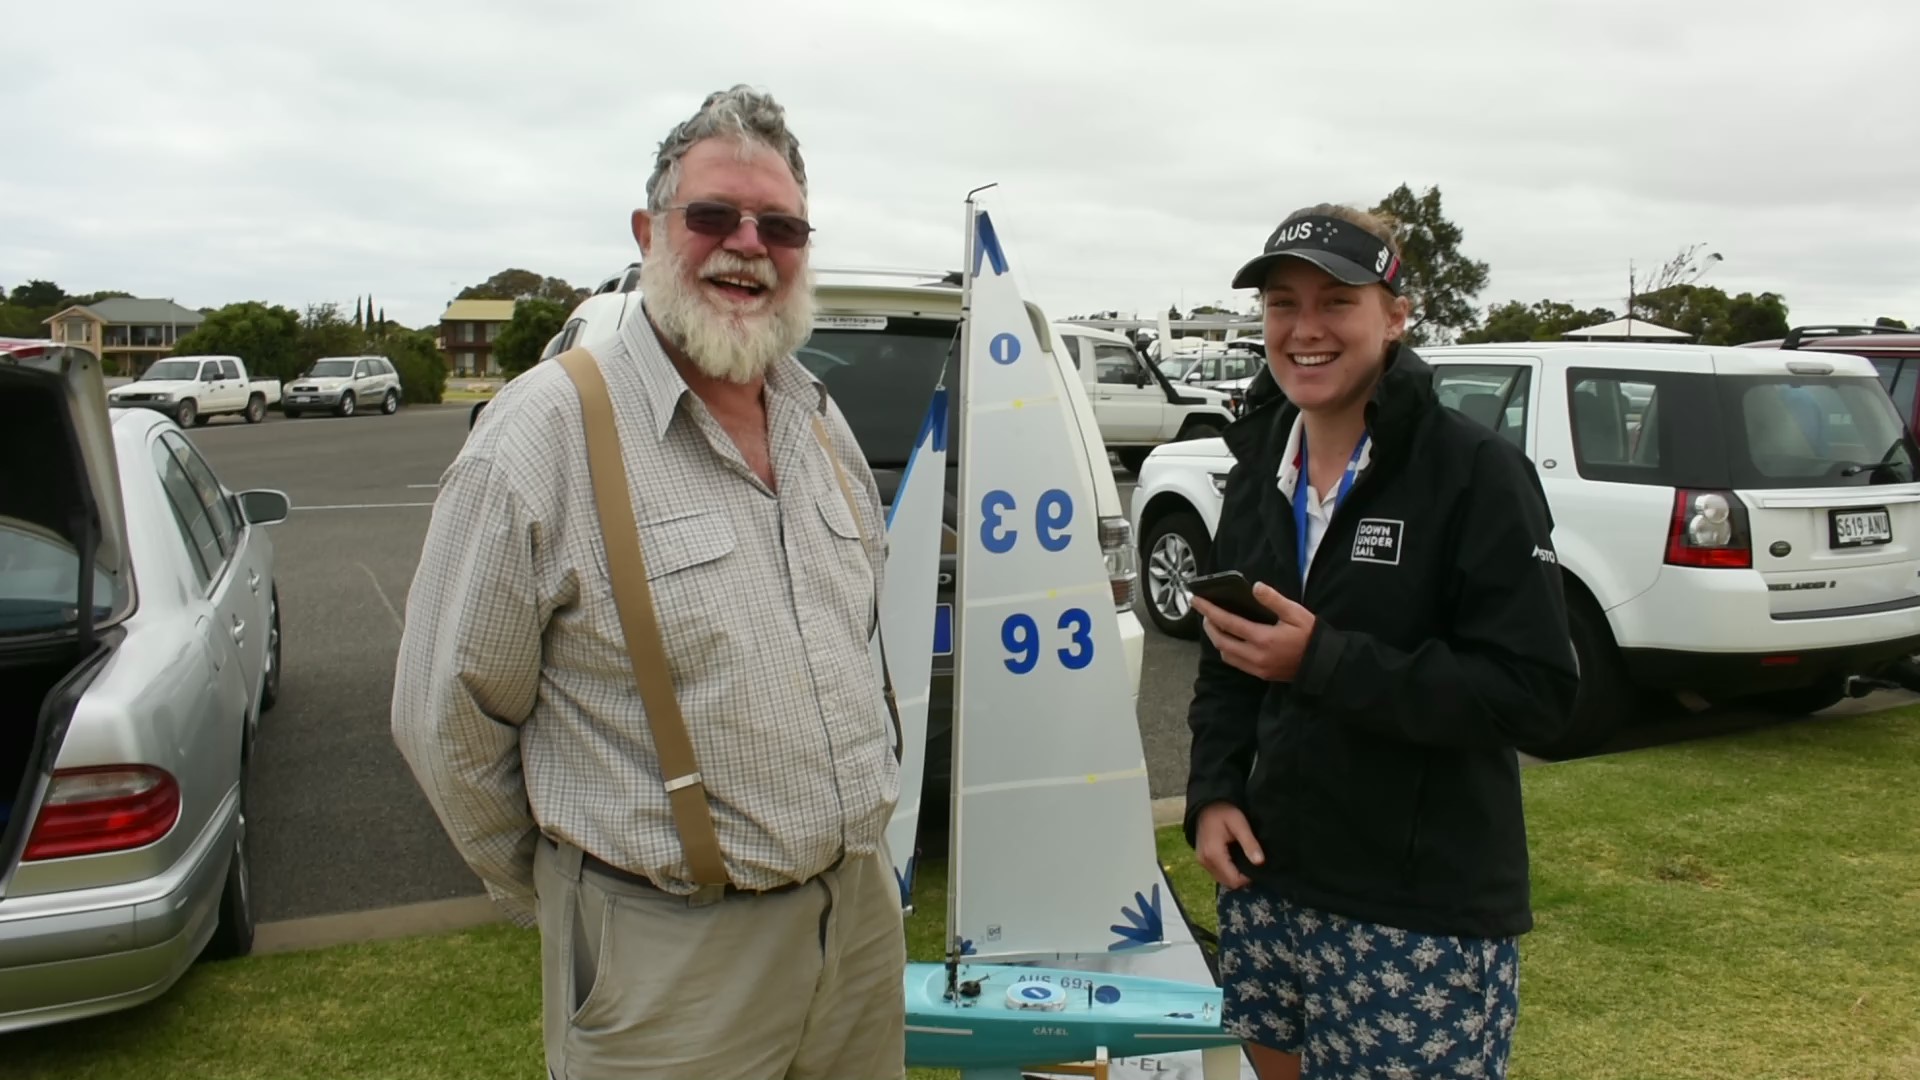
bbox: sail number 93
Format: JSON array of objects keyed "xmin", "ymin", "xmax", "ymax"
[{"xmin": 979, "ymin": 488, "xmax": 1093, "ymax": 674}]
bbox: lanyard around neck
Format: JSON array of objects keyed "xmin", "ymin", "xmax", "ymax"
[{"xmin": 1293, "ymin": 432, "xmax": 1369, "ymax": 586}]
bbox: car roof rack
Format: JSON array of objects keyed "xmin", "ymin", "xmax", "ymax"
[
  {"xmin": 814, "ymin": 266, "xmax": 960, "ymax": 286},
  {"xmin": 1781, "ymin": 324, "xmax": 1912, "ymax": 349}
]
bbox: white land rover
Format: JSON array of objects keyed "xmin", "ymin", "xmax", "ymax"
[{"xmin": 1129, "ymin": 341, "xmax": 1920, "ymax": 758}]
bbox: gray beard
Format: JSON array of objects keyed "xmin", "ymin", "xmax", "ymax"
[{"xmin": 640, "ymin": 230, "xmax": 815, "ymax": 385}]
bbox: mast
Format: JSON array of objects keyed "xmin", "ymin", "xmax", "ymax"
[{"xmin": 947, "ymin": 182, "xmax": 996, "ymax": 994}]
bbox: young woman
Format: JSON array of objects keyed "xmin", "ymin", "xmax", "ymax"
[{"xmin": 1184, "ymin": 205, "xmax": 1580, "ymax": 1079}]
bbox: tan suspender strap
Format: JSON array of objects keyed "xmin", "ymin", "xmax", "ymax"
[
  {"xmin": 553, "ymin": 347, "xmax": 731, "ymax": 888},
  {"xmin": 811, "ymin": 413, "xmax": 868, "ymax": 553}
]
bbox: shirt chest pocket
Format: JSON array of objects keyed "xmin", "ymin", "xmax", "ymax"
[
  {"xmin": 619, "ymin": 510, "xmax": 738, "ymax": 656},
  {"xmin": 814, "ymin": 489, "xmax": 875, "ymax": 611}
]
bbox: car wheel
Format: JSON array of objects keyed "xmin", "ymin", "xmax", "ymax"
[
  {"xmin": 175, "ymin": 398, "xmax": 197, "ymax": 428},
  {"xmin": 382, "ymin": 389, "xmax": 399, "ymax": 415},
  {"xmin": 1520, "ymin": 595, "xmax": 1626, "ymax": 760},
  {"xmin": 1116, "ymin": 447, "xmax": 1151, "ymax": 474},
  {"xmin": 1179, "ymin": 421, "xmax": 1224, "ymax": 441},
  {"xmin": 1142, "ymin": 510, "xmax": 1210, "ymax": 639},
  {"xmin": 202, "ymin": 765, "xmax": 255, "ymax": 961},
  {"xmin": 259, "ymin": 588, "xmax": 281, "ymax": 713},
  {"xmin": 336, "ymin": 391, "xmax": 356, "ymax": 418},
  {"xmin": 244, "ymin": 394, "xmax": 266, "ymax": 423}
]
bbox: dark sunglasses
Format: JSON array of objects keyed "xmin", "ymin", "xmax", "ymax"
[{"xmin": 667, "ymin": 201, "xmax": 814, "ymax": 249}]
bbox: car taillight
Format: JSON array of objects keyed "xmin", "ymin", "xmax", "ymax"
[
  {"xmin": 1100, "ymin": 516, "xmax": 1138, "ymax": 610},
  {"xmin": 23, "ymin": 766, "xmax": 180, "ymax": 861},
  {"xmin": 1664, "ymin": 488, "xmax": 1752, "ymax": 569}
]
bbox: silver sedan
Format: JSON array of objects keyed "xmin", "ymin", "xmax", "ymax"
[{"xmin": 0, "ymin": 342, "xmax": 289, "ymax": 1033}]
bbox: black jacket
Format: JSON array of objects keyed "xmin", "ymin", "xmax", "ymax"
[{"xmin": 1183, "ymin": 343, "xmax": 1578, "ymax": 939}]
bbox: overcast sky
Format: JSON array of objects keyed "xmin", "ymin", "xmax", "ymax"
[{"xmin": 5, "ymin": 0, "xmax": 1916, "ymax": 333}]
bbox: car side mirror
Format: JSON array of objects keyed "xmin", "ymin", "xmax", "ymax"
[
  {"xmin": 1184, "ymin": 370, "xmax": 1203, "ymax": 382},
  {"xmin": 238, "ymin": 489, "xmax": 292, "ymax": 526},
  {"xmin": 1134, "ymin": 371, "xmax": 1152, "ymax": 387}
]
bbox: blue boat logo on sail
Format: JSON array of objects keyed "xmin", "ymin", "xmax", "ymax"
[{"xmin": 1109, "ymin": 884, "xmax": 1166, "ymax": 951}]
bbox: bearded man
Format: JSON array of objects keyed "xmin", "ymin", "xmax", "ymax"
[{"xmin": 391, "ymin": 85, "xmax": 905, "ymax": 1080}]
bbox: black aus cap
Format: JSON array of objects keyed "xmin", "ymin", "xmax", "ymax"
[{"xmin": 1231, "ymin": 214, "xmax": 1404, "ymax": 295}]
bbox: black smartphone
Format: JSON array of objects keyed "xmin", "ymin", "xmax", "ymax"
[{"xmin": 1184, "ymin": 570, "xmax": 1278, "ymax": 625}]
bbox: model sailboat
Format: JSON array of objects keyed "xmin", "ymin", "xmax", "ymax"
[{"xmin": 898, "ymin": 191, "xmax": 1245, "ymax": 1080}]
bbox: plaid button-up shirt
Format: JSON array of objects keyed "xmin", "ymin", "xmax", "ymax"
[{"xmin": 391, "ymin": 310, "xmax": 896, "ymax": 926}]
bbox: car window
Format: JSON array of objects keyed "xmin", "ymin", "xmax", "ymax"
[
  {"xmin": 152, "ymin": 439, "xmax": 220, "ymax": 584},
  {"xmin": 354, "ymin": 361, "xmax": 370, "ymax": 378},
  {"xmin": 1722, "ymin": 376, "xmax": 1917, "ymax": 488},
  {"xmin": 307, "ymin": 359, "xmax": 357, "ymax": 378},
  {"xmin": 1094, "ymin": 343, "xmax": 1144, "ymax": 385},
  {"xmin": 0, "ymin": 519, "xmax": 121, "ymax": 634},
  {"xmin": 199, "ymin": 362, "xmax": 220, "ymax": 382},
  {"xmin": 140, "ymin": 359, "xmax": 202, "ymax": 381},
  {"xmin": 796, "ymin": 316, "xmax": 957, "ymax": 468},
  {"xmin": 161, "ymin": 431, "xmax": 238, "ymax": 558},
  {"xmin": 1871, "ymin": 359, "xmax": 1918, "ymax": 431},
  {"xmin": 1434, "ymin": 365, "xmax": 1531, "ymax": 451},
  {"xmin": 1222, "ymin": 353, "xmax": 1261, "ymax": 381},
  {"xmin": 1567, "ymin": 372, "xmax": 1662, "ymax": 475},
  {"xmin": 218, "ymin": 360, "xmax": 241, "ymax": 380}
]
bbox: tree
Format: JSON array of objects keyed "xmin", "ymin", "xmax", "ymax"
[
  {"xmin": 1631, "ymin": 285, "xmax": 1790, "ymax": 345},
  {"xmin": 1458, "ymin": 300, "xmax": 1618, "ymax": 344},
  {"xmin": 383, "ymin": 327, "xmax": 447, "ymax": 404},
  {"xmin": 1722, "ymin": 291, "xmax": 1789, "ymax": 344},
  {"xmin": 457, "ymin": 268, "xmax": 587, "ymax": 308},
  {"xmin": 8, "ymin": 280, "xmax": 66, "ymax": 309},
  {"xmin": 1167, "ymin": 305, "xmax": 1182, "ymax": 321},
  {"xmin": 353, "ymin": 296, "xmax": 364, "ymax": 330},
  {"xmin": 0, "ymin": 304, "xmax": 44, "ymax": 338},
  {"xmin": 491, "ymin": 298, "xmax": 568, "ymax": 376},
  {"xmin": 295, "ymin": 303, "xmax": 367, "ymax": 369},
  {"xmin": 169, "ymin": 302, "xmax": 304, "ymax": 382},
  {"xmin": 1369, "ymin": 184, "xmax": 1490, "ymax": 345},
  {"xmin": 1876, "ymin": 316, "xmax": 1909, "ymax": 329},
  {"xmin": 70, "ymin": 289, "xmax": 134, "ymax": 306},
  {"xmin": 1631, "ymin": 243, "xmax": 1723, "ymax": 301}
]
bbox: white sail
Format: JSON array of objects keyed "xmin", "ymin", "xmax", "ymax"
[
  {"xmin": 877, "ymin": 388, "xmax": 949, "ymax": 908},
  {"xmin": 950, "ymin": 205, "xmax": 1168, "ymax": 961}
]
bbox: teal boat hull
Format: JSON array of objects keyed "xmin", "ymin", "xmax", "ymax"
[{"xmin": 903, "ymin": 961, "xmax": 1241, "ymax": 1070}]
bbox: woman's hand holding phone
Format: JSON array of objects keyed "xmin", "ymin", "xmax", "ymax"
[{"xmin": 1189, "ymin": 574, "xmax": 1320, "ymax": 682}]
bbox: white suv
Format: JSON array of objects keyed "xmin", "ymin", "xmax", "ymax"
[
  {"xmin": 486, "ymin": 267, "xmax": 1146, "ymax": 838},
  {"xmin": 1130, "ymin": 342, "xmax": 1920, "ymax": 757},
  {"xmin": 283, "ymin": 355, "xmax": 403, "ymax": 418}
]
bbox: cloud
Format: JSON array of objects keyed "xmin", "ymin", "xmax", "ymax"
[{"xmin": 3, "ymin": 0, "xmax": 1916, "ymax": 330}]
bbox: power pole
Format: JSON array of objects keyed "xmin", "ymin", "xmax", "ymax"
[{"xmin": 1627, "ymin": 259, "xmax": 1635, "ymax": 335}]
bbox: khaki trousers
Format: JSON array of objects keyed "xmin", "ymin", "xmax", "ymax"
[{"xmin": 533, "ymin": 836, "xmax": 906, "ymax": 1080}]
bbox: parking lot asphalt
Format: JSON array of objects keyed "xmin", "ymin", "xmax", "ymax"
[{"xmin": 183, "ymin": 403, "xmax": 1917, "ymax": 923}]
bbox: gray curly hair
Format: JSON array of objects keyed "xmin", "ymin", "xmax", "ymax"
[{"xmin": 645, "ymin": 85, "xmax": 808, "ymax": 214}]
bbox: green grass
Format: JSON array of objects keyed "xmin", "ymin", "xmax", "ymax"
[{"xmin": 7, "ymin": 709, "xmax": 1918, "ymax": 1079}]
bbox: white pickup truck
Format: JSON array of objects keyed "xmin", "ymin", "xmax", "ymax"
[
  {"xmin": 1050, "ymin": 322, "xmax": 1238, "ymax": 473},
  {"xmin": 105, "ymin": 355, "xmax": 282, "ymax": 427}
]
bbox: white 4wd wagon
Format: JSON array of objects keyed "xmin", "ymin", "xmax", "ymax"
[{"xmin": 1130, "ymin": 342, "xmax": 1920, "ymax": 757}]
